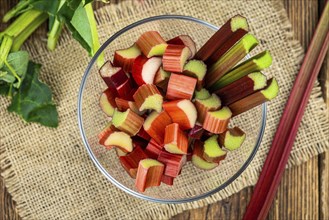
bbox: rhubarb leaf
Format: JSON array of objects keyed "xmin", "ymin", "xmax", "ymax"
[{"xmin": 8, "ymin": 61, "xmax": 58, "ymax": 127}]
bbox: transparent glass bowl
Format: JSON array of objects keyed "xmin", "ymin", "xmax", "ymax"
[{"xmin": 78, "ymin": 15, "xmax": 266, "ymax": 203}]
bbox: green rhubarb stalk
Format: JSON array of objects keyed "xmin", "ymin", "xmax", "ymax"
[
  {"xmin": 11, "ymin": 13, "xmax": 48, "ymax": 52},
  {"xmin": 0, "ymin": 35, "xmax": 13, "ymax": 68},
  {"xmin": 84, "ymin": 3, "xmax": 104, "ymax": 67},
  {"xmin": 2, "ymin": 0, "xmax": 31, "ymax": 23},
  {"xmin": 47, "ymin": 0, "xmax": 65, "ymax": 51},
  {"xmin": 208, "ymin": 50, "xmax": 272, "ymax": 92}
]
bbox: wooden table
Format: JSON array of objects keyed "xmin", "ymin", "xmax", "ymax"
[{"xmin": 1, "ymin": 0, "xmax": 328, "ymax": 219}]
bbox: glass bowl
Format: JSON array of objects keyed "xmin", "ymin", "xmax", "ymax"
[{"xmin": 78, "ymin": 15, "xmax": 266, "ymax": 203}]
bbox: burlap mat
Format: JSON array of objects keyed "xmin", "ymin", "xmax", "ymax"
[{"xmin": 0, "ymin": 0, "xmax": 328, "ymax": 219}]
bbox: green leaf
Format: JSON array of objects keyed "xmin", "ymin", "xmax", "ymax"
[
  {"xmin": 0, "ymin": 81, "xmax": 14, "ymax": 96},
  {"xmin": 0, "ymin": 71, "xmax": 16, "ymax": 83},
  {"xmin": 8, "ymin": 61, "xmax": 58, "ymax": 127},
  {"xmin": 3, "ymin": 51, "xmax": 29, "ymax": 77}
]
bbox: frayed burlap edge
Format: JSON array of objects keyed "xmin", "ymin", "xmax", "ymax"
[{"xmin": 1, "ymin": 0, "xmax": 328, "ymax": 219}]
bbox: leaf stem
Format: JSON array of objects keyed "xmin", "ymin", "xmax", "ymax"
[
  {"xmin": 47, "ymin": 0, "xmax": 65, "ymax": 51},
  {"xmin": 2, "ymin": 0, "xmax": 31, "ymax": 22},
  {"xmin": 0, "ymin": 35, "xmax": 13, "ymax": 68},
  {"xmin": 4, "ymin": 59, "xmax": 21, "ymax": 88}
]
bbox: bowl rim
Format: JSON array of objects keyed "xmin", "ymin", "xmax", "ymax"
[{"xmin": 78, "ymin": 14, "xmax": 267, "ymax": 204}]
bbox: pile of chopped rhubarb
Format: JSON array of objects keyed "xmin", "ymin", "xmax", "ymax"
[{"xmin": 98, "ymin": 15, "xmax": 279, "ymax": 192}]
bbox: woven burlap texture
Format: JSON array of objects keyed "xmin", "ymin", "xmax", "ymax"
[{"xmin": 0, "ymin": 0, "xmax": 328, "ymax": 219}]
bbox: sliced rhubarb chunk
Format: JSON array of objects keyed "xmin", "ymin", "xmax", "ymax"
[
  {"xmin": 133, "ymin": 84, "xmax": 163, "ymax": 113},
  {"xmin": 113, "ymin": 43, "xmax": 141, "ymax": 72},
  {"xmin": 104, "ymin": 131, "xmax": 133, "ymax": 153},
  {"xmin": 99, "ymin": 60, "xmax": 129, "ymax": 88},
  {"xmin": 163, "ymin": 99, "xmax": 197, "ymax": 130},
  {"xmin": 183, "ymin": 59, "xmax": 207, "ymax": 89},
  {"xmin": 188, "ymin": 123, "xmax": 204, "ymax": 140},
  {"xmin": 143, "ymin": 111, "xmax": 172, "ymax": 144},
  {"xmin": 135, "ymin": 159, "xmax": 164, "ymax": 192},
  {"xmin": 203, "ymin": 135, "xmax": 227, "ymax": 163},
  {"xmin": 158, "ymin": 150, "xmax": 186, "ymax": 177},
  {"xmin": 115, "ymin": 97, "xmax": 144, "ymax": 115},
  {"xmin": 132, "ymin": 55, "xmax": 162, "ymax": 86},
  {"xmin": 116, "ymin": 77, "xmax": 135, "ymax": 100},
  {"xmin": 135, "ymin": 126, "xmax": 151, "ymax": 141},
  {"xmin": 195, "ymin": 93, "xmax": 221, "ymax": 123},
  {"xmin": 162, "ymin": 45, "xmax": 191, "ymax": 73},
  {"xmin": 166, "ymin": 73, "xmax": 197, "ymax": 100},
  {"xmin": 219, "ymin": 127, "xmax": 246, "ymax": 151},
  {"xmin": 136, "ymin": 31, "xmax": 167, "ymax": 58},
  {"xmin": 167, "ymin": 35, "xmax": 197, "ymax": 59},
  {"xmin": 116, "ymin": 148, "xmax": 128, "ymax": 157},
  {"xmin": 112, "ymin": 108, "xmax": 144, "ymax": 136},
  {"xmin": 154, "ymin": 67, "xmax": 171, "ymax": 91},
  {"xmin": 98, "ymin": 122, "xmax": 118, "ymax": 148},
  {"xmin": 119, "ymin": 146, "xmax": 148, "ymax": 178},
  {"xmin": 192, "ymin": 140, "xmax": 218, "ymax": 170},
  {"xmin": 99, "ymin": 87, "xmax": 117, "ymax": 116},
  {"xmin": 203, "ymin": 106, "xmax": 232, "ymax": 134},
  {"xmin": 145, "ymin": 139, "xmax": 163, "ymax": 159},
  {"xmin": 194, "ymin": 88, "xmax": 211, "ymax": 100},
  {"xmin": 164, "ymin": 123, "xmax": 188, "ymax": 155},
  {"xmin": 161, "ymin": 175, "xmax": 175, "ymax": 186}
]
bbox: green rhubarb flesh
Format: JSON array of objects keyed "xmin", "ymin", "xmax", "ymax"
[
  {"xmin": 164, "ymin": 143, "xmax": 185, "ymax": 154},
  {"xmin": 224, "ymin": 130, "xmax": 246, "ymax": 151},
  {"xmin": 204, "ymin": 135, "xmax": 226, "ymax": 158},
  {"xmin": 192, "ymin": 155, "xmax": 218, "ymax": 170},
  {"xmin": 183, "ymin": 59, "xmax": 207, "ymax": 80},
  {"xmin": 117, "ymin": 44, "xmax": 141, "ymax": 58},
  {"xmin": 261, "ymin": 78, "xmax": 279, "ymax": 100},
  {"xmin": 230, "ymin": 15, "xmax": 249, "ymax": 32},
  {"xmin": 112, "ymin": 109, "xmax": 128, "ymax": 127},
  {"xmin": 209, "ymin": 107, "xmax": 232, "ymax": 119},
  {"xmin": 194, "ymin": 88, "xmax": 211, "ymax": 100},
  {"xmin": 148, "ymin": 43, "xmax": 167, "ymax": 57},
  {"xmin": 247, "ymin": 72, "xmax": 267, "ymax": 90},
  {"xmin": 139, "ymin": 94, "xmax": 163, "ymax": 113},
  {"xmin": 140, "ymin": 159, "xmax": 164, "ymax": 169},
  {"xmin": 209, "ymin": 51, "xmax": 272, "ymax": 91},
  {"xmin": 197, "ymin": 94, "xmax": 221, "ymax": 108}
]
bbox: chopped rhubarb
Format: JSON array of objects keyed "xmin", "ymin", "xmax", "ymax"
[
  {"xmin": 112, "ymin": 108, "xmax": 144, "ymax": 136},
  {"xmin": 132, "ymin": 55, "xmax": 162, "ymax": 86},
  {"xmin": 166, "ymin": 73, "xmax": 197, "ymax": 100},
  {"xmin": 136, "ymin": 31, "xmax": 167, "ymax": 58},
  {"xmin": 194, "ymin": 88, "xmax": 211, "ymax": 100},
  {"xmin": 115, "ymin": 97, "xmax": 144, "ymax": 115},
  {"xmin": 133, "ymin": 84, "xmax": 163, "ymax": 112},
  {"xmin": 183, "ymin": 60, "xmax": 207, "ymax": 89},
  {"xmin": 167, "ymin": 35, "xmax": 197, "ymax": 59},
  {"xmin": 116, "ymin": 148, "xmax": 128, "ymax": 157},
  {"xmin": 98, "ymin": 122, "xmax": 117, "ymax": 148},
  {"xmin": 116, "ymin": 77, "xmax": 135, "ymax": 100},
  {"xmin": 195, "ymin": 15, "xmax": 249, "ymax": 61},
  {"xmin": 154, "ymin": 67, "xmax": 171, "ymax": 91},
  {"xmin": 206, "ymin": 33, "xmax": 259, "ymax": 88},
  {"xmin": 192, "ymin": 140, "xmax": 218, "ymax": 170},
  {"xmin": 104, "ymin": 131, "xmax": 133, "ymax": 153},
  {"xmin": 135, "ymin": 126, "xmax": 151, "ymax": 141},
  {"xmin": 99, "ymin": 87, "xmax": 117, "ymax": 116},
  {"xmin": 158, "ymin": 150, "xmax": 186, "ymax": 177},
  {"xmin": 161, "ymin": 175, "xmax": 175, "ymax": 186},
  {"xmin": 203, "ymin": 106, "xmax": 232, "ymax": 134},
  {"xmin": 143, "ymin": 111, "xmax": 172, "ymax": 144},
  {"xmin": 229, "ymin": 78, "xmax": 279, "ymax": 116},
  {"xmin": 162, "ymin": 99, "xmax": 197, "ymax": 130},
  {"xmin": 195, "ymin": 93, "xmax": 221, "ymax": 123},
  {"xmin": 113, "ymin": 43, "xmax": 141, "ymax": 72},
  {"xmin": 99, "ymin": 60, "xmax": 129, "ymax": 88},
  {"xmin": 162, "ymin": 45, "xmax": 191, "ymax": 73},
  {"xmin": 164, "ymin": 123, "xmax": 188, "ymax": 155},
  {"xmin": 119, "ymin": 146, "xmax": 148, "ymax": 178},
  {"xmin": 145, "ymin": 139, "xmax": 163, "ymax": 159},
  {"xmin": 215, "ymin": 72, "xmax": 267, "ymax": 106},
  {"xmin": 203, "ymin": 135, "xmax": 227, "ymax": 163},
  {"xmin": 219, "ymin": 127, "xmax": 246, "ymax": 151},
  {"xmin": 208, "ymin": 50, "xmax": 273, "ymax": 91},
  {"xmin": 135, "ymin": 159, "xmax": 164, "ymax": 192},
  {"xmin": 188, "ymin": 123, "xmax": 204, "ymax": 140}
]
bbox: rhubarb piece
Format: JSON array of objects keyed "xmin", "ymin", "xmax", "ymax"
[
  {"xmin": 99, "ymin": 60, "xmax": 129, "ymax": 88},
  {"xmin": 188, "ymin": 124, "xmax": 204, "ymax": 140},
  {"xmin": 167, "ymin": 35, "xmax": 197, "ymax": 59},
  {"xmin": 208, "ymin": 51, "xmax": 273, "ymax": 91},
  {"xmin": 166, "ymin": 73, "xmax": 197, "ymax": 100},
  {"xmin": 114, "ymin": 97, "xmax": 144, "ymax": 115},
  {"xmin": 135, "ymin": 126, "xmax": 151, "ymax": 141},
  {"xmin": 164, "ymin": 123, "xmax": 188, "ymax": 155},
  {"xmin": 214, "ymin": 72, "xmax": 267, "ymax": 106},
  {"xmin": 203, "ymin": 107, "xmax": 232, "ymax": 134},
  {"xmin": 162, "ymin": 45, "xmax": 191, "ymax": 73},
  {"xmin": 112, "ymin": 109, "xmax": 144, "ymax": 136},
  {"xmin": 136, "ymin": 31, "xmax": 167, "ymax": 58},
  {"xmin": 145, "ymin": 139, "xmax": 163, "ymax": 159},
  {"xmin": 219, "ymin": 127, "xmax": 246, "ymax": 151},
  {"xmin": 132, "ymin": 55, "xmax": 162, "ymax": 85},
  {"xmin": 154, "ymin": 67, "xmax": 171, "ymax": 91},
  {"xmin": 143, "ymin": 111, "xmax": 172, "ymax": 144},
  {"xmin": 194, "ymin": 88, "xmax": 211, "ymax": 100},
  {"xmin": 98, "ymin": 122, "xmax": 117, "ymax": 147},
  {"xmin": 135, "ymin": 159, "xmax": 164, "ymax": 192},
  {"xmin": 206, "ymin": 33, "xmax": 259, "ymax": 88},
  {"xmin": 229, "ymin": 78, "xmax": 279, "ymax": 116},
  {"xmin": 99, "ymin": 88, "xmax": 117, "ymax": 116},
  {"xmin": 195, "ymin": 15, "xmax": 249, "ymax": 61},
  {"xmin": 192, "ymin": 140, "xmax": 218, "ymax": 170},
  {"xmin": 116, "ymin": 148, "xmax": 128, "ymax": 157},
  {"xmin": 183, "ymin": 60, "xmax": 207, "ymax": 89},
  {"xmin": 158, "ymin": 150, "xmax": 186, "ymax": 177},
  {"xmin": 161, "ymin": 175, "xmax": 174, "ymax": 186},
  {"xmin": 203, "ymin": 135, "xmax": 227, "ymax": 163},
  {"xmin": 113, "ymin": 43, "xmax": 141, "ymax": 72},
  {"xmin": 116, "ymin": 77, "xmax": 135, "ymax": 100},
  {"xmin": 162, "ymin": 99, "xmax": 197, "ymax": 130},
  {"xmin": 104, "ymin": 131, "xmax": 133, "ymax": 152},
  {"xmin": 195, "ymin": 94, "xmax": 221, "ymax": 123},
  {"xmin": 133, "ymin": 84, "xmax": 163, "ymax": 112},
  {"xmin": 119, "ymin": 146, "xmax": 148, "ymax": 178}
]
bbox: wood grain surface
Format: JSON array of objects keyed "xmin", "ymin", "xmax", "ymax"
[{"xmin": 0, "ymin": 0, "xmax": 328, "ymax": 219}]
